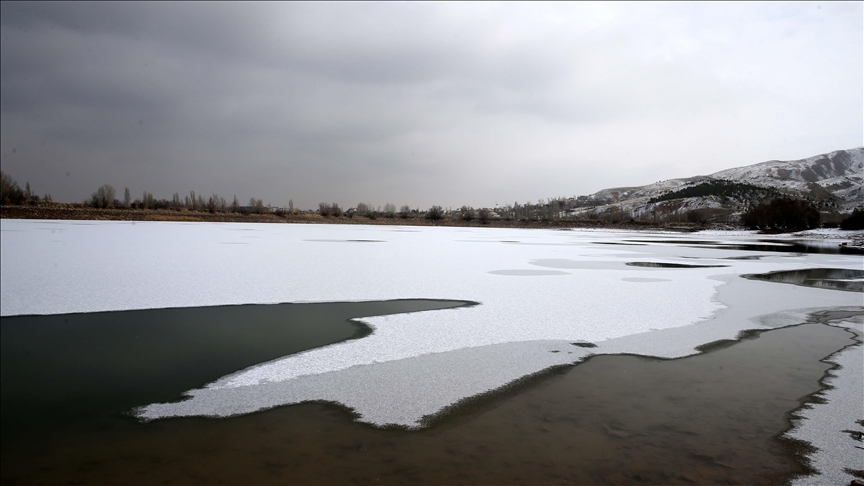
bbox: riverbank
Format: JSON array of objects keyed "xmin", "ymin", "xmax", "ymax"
[{"xmin": 0, "ymin": 203, "xmax": 710, "ymax": 232}]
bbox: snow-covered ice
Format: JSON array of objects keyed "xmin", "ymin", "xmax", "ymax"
[
  {"xmin": 786, "ymin": 317, "xmax": 864, "ymax": 486},
  {"xmin": 2, "ymin": 219, "xmax": 862, "ymax": 479}
]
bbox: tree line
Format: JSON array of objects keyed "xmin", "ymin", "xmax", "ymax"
[
  {"xmin": 2, "ymin": 169, "xmax": 861, "ymax": 229},
  {"xmin": 1, "ymin": 171, "xmax": 52, "ymax": 205},
  {"xmin": 86, "ymin": 183, "xmax": 283, "ymax": 215}
]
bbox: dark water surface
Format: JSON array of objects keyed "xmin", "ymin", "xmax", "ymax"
[
  {"xmin": 0, "ymin": 299, "xmax": 855, "ymax": 485},
  {"xmin": 743, "ymin": 268, "xmax": 864, "ymax": 292},
  {"xmin": 625, "ymin": 238, "xmax": 864, "ymax": 255},
  {"xmin": 625, "ymin": 261, "xmax": 728, "ymax": 269},
  {"xmin": 0, "ymin": 300, "xmax": 471, "ymax": 440}
]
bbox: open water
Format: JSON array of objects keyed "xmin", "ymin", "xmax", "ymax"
[{"xmin": 0, "ymin": 300, "xmax": 855, "ymax": 485}]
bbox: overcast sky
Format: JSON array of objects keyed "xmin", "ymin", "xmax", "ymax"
[{"xmin": 1, "ymin": 2, "xmax": 861, "ymax": 210}]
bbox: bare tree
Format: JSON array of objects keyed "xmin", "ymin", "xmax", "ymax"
[
  {"xmin": 460, "ymin": 205, "xmax": 475, "ymax": 221},
  {"xmin": 207, "ymin": 194, "xmax": 220, "ymax": 213},
  {"xmin": 426, "ymin": 205, "xmax": 444, "ymax": 220},
  {"xmin": 124, "ymin": 187, "xmax": 131, "ymax": 208},
  {"xmin": 383, "ymin": 203, "xmax": 396, "ymax": 218},
  {"xmin": 249, "ymin": 197, "xmax": 265, "ymax": 214},
  {"xmin": 0, "ymin": 171, "xmax": 26, "ymax": 205},
  {"xmin": 399, "ymin": 204, "xmax": 411, "ymax": 219},
  {"xmin": 89, "ymin": 184, "xmax": 116, "ymax": 208}
]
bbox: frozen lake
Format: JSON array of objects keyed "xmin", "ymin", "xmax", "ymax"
[{"xmin": 1, "ymin": 219, "xmax": 862, "ymax": 483}]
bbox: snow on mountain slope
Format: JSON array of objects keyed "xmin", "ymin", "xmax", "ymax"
[
  {"xmin": 586, "ymin": 176, "xmax": 707, "ymax": 204},
  {"xmin": 577, "ymin": 147, "xmax": 863, "ymax": 217},
  {"xmin": 709, "ymin": 148, "xmax": 863, "ymax": 202}
]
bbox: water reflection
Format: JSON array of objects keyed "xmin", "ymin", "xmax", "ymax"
[
  {"xmin": 626, "ymin": 262, "xmax": 728, "ymax": 268},
  {"xmin": 628, "ymin": 239, "xmax": 721, "ymax": 245},
  {"xmin": 627, "ymin": 239, "xmax": 864, "ymax": 255},
  {"xmin": 742, "ymin": 268, "xmax": 864, "ymax": 292}
]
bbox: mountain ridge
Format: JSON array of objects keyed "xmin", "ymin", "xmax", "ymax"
[{"xmin": 569, "ymin": 147, "xmax": 863, "ymax": 222}]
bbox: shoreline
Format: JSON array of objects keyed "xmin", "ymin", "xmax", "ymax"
[
  {"xmin": 4, "ymin": 205, "xmax": 862, "ymax": 249},
  {"xmin": 0, "ymin": 203, "xmax": 727, "ymax": 232},
  {"xmin": 1, "ymin": 315, "xmax": 856, "ymax": 485},
  {"xmin": 783, "ymin": 314, "xmax": 864, "ymax": 485}
]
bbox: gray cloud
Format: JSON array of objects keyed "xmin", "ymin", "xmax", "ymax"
[{"xmin": 1, "ymin": 2, "xmax": 861, "ymax": 209}]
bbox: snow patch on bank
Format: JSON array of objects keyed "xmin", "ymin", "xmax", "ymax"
[{"xmin": 786, "ymin": 318, "xmax": 864, "ymax": 486}]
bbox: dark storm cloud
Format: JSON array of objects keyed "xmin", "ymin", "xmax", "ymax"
[{"xmin": 1, "ymin": 2, "xmax": 862, "ymax": 209}]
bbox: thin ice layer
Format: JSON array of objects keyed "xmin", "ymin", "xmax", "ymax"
[{"xmin": 138, "ymin": 340, "xmax": 594, "ymax": 427}]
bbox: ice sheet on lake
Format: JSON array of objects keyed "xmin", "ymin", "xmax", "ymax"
[
  {"xmin": 140, "ymin": 339, "xmax": 595, "ymax": 427},
  {"xmin": 2, "ymin": 219, "xmax": 862, "ymax": 479}
]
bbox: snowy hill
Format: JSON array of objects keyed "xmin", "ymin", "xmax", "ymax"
[
  {"xmin": 570, "ymin": 147, "xmax": 863, "ymax": 222},
  {"xmin": 710, "ymin": 148, "xmax": 863, "ymax": 202}
]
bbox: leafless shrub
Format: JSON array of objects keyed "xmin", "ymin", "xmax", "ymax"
[
  {"xmin": 319, "ymin": 202, "xmax": 342, "ymax": 217},
  {"xmin": 426, "ymin": 205, "xmax": 444, "ymax": 220},
  {"xmin": 478, "ymin": 208, "xmax": 491, "ymax": 224}
]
